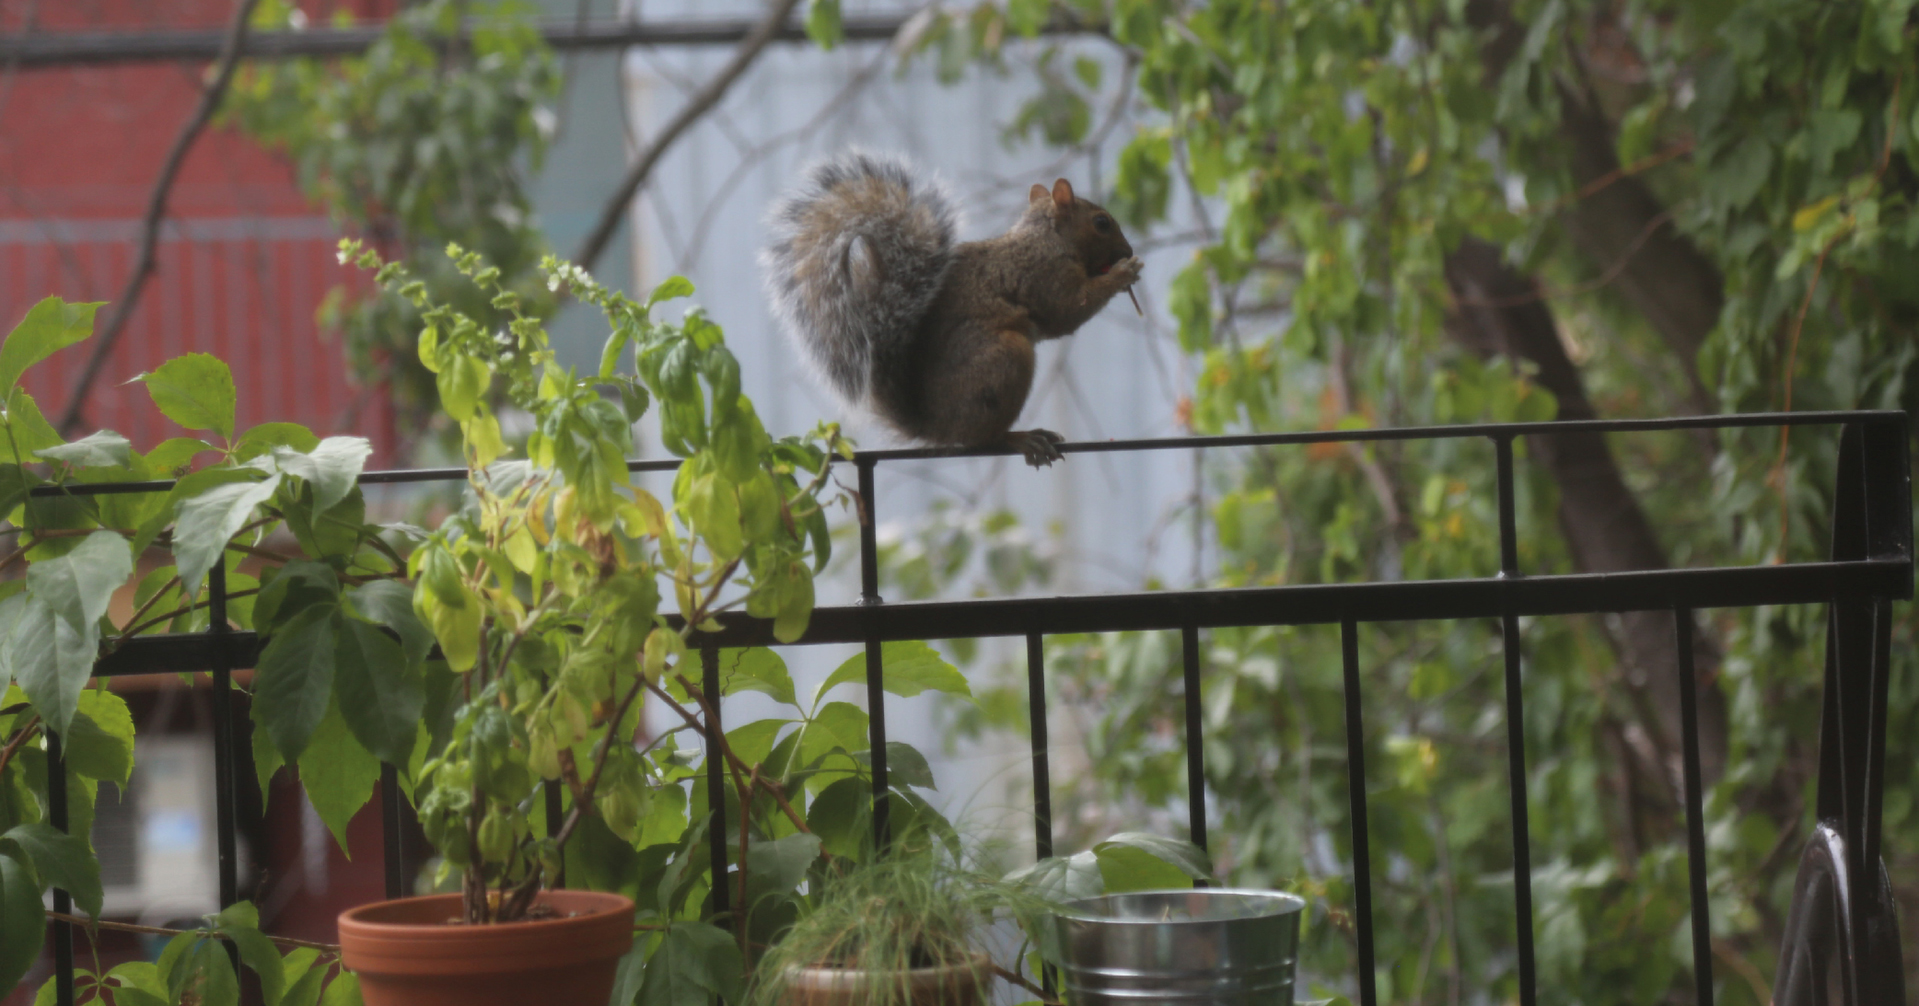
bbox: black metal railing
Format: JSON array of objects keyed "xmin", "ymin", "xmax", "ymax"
[{"xmin": 35, "ymin": 410, "xmax": 1913, "ymax": 1006}]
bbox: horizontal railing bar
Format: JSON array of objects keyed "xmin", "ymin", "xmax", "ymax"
[
  {"xmin": 0, "ymin": 14, "xmax": 1095, "ymax": 70},
  {"xmin": 89, "ymin": 558, "xmax": 1909, "ymax": 675},
  {"xmin": 26, "ymin": 411, "xmax": 1900, "ymax": 498}
]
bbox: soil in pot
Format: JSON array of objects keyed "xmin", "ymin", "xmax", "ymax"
[
  {"xmin": 338, "ymin": 890, "xmax": 634, "ymax": 1006},
  {"xmin": 780, "ymin": 953, "xmax": 993, "ymax": 1006}
]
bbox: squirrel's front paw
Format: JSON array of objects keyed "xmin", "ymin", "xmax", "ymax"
[
  {"xmin": 1106, "ymin": 256, "xmax": 1144, "ymax": 286},
  {"xmin": 1007, "ymin": 429, "xmax": 1066, "ymax": 468}
]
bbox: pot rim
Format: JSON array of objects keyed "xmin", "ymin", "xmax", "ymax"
[
  {"xmin": 338, "ymin": 890, "xmax": 635, "ymax": 937},
  {"xmin": 784, "ymin": 950, "xmax": 994, "ymax": 991},
  {"xmin": 1053, "ymin": 888, "xmax": 1307, "ymax": 924}
]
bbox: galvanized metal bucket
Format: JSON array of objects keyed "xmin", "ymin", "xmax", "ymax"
[{"xmin": 1051, "ymin": 889, "xmax": 1306, "ymax": 1005}]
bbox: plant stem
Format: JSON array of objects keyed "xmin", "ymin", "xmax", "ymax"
[
  {"xmin": 43, "ymin": 910, "xmax": 341, "ymax": 953},
  {"xmin": 0, "ymin": 716, "xmax": 41, "ymax": 777}
]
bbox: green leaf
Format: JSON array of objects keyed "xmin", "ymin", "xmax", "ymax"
[
  {"xmin": 272, "ymin": 437, "xmax": 373, "ymax": 513},
  {"xmin": 317, "ymin": 969, "xmax": 361, "ymax": 1006},
  {"xmin": 178, "ymin": 938, "xmax": 242, "ymax": 1006},
  {"xmin": 7, "ymin": 596, "xmax": 99, "ymax": 738},
  {"xmin": 0, "ymin": 822, "xmax": 102, "ymax": 917},
  {"xmin": 135, "ymin": 353, "xmax": 237, "ymax": 439},
  {"xmin": 852, "ymin": 741, "xmax": 936, "ymax": 790},
  {"xmin": 0, "ymin": 297, "xmax": 100, "ymax": 392},
  {"xmin": 718, "ymin": 647, "xmax": 794, "ymax": 706},
  {"xmin": 146, "ymin": 437, "xmax": 218, "ymax": 473},
  {"xmin": 645, "ymin": 275, "xmax": 696, "ymax": 309},
  {"xmin": 803, "ymin": 0, "xmax": 843, "ymax": 49},
  {"xmin": 745, "ymin": 833, "xmax": 821, "ymax": 900},
  {"xmin": 35, "ymin": 430, "xmax": 131, "ymax": 469},
  {"xmin": 253, "ymin": 604, "xmax": 340, "ymax": 762},
  {"xmin": 0, "ymin": 391, "xmax": 64, "ymax": 464},
  {"xmin": 296, "ymin": 698, "xmax": 380, "ymax": 856},
  {"xmin": 215, "ymin": 901, "xmax": 286, "ymax": 1006},
  {"xmin": 65, "ymin": 690, "xmax": 135, "ymax": 786},
  {"xmin": 607, "ymin": 943, "xmax": 648, "ymax": 1006},
  {"xmin": 333, "ymin": 617, "xmax": 423, "ymax": 765},
  {"xmin": 637, "ymin": 921, "xmax": 737, "ymax": 1006},
  {"xmin": 1007, "ymin": 849, "xmax": 1104, "ymax": 903},
  {"xmin": 252, "ymin": 709, "xmax": 286, "ymax": 807},
  {"xmin": 0, "ymin": 853, "xmax": 45, "ymax": 995},
  {"xmin": 233, "ymin": 423, "xmax": 319, "ymax": 461},
  {"xmin": 279, "ymin": 948, "xmax": 326, "ymax": 1006},
  {"xmin": 172, "ymin": 473, "xmax": 281, "ymax": 595},
  {"xmin": 805, "ymin": 776, "xmax": 872, "ymax": 860},
  {"xmin": 1093, "ymin": 833, "xmax": 1212, "ymax": 890},
  {"xmin": 342, "ymin": 580, "xmax": 433, "ymax": 666},
  {"xmin": 27, "ymin": 529, "xmax": 131, "ymax": 632},
  {"xmin": 819, "ymin": 641, "xmax": 970, "ymax": 702}
]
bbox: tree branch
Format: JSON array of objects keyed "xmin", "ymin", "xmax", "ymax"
[
  {"xmin": 1443, "ymin": 236, "xmax": 1728, "ymax": 795},
  {"xmin": 571, "ymin": 0, "xmax": 803, "ymax": 272},
  {"xmin": 56, "ymin": 0, "xmax": 263, "ymax": 434}
]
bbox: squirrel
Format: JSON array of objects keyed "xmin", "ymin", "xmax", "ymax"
[{"xmin": 762, "ymin": 152, "xmax": 1142, "ymax": 467}]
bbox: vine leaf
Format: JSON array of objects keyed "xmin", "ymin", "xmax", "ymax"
[
  {"xmin": 0, "ymin": 854, "xmax": 44, "ymax": 994},
  {"xmin": 637, "ymin": 921, "xmax": 740, "ymax": 1006},
  {"xmin": 253, "ymin": 604, "xmax": 339, "ymax": 762},
  {"xmin": 342, "ymin": 581, "xmax": 433, "ymax": 666},
  {"xmin": 333, "ymin": 618, "xmax": 423, "ymax": 766},
  {"xmin": 214, "ymin": 902, "xmax": 287, "ymax": 1006},
  {"xmin": 818, "ymin": 640, "xmax": 970, "ymax": 704},
  {"xmin": 134, "ymin": 353, "xmax": 237, "ymax": 440},
  {"xmin": 272, "ymin": 436, "xmax": 372, "ymax": 513},
  {"xmin": 27, "ymin": 529, "xmax": 132, "ymax": 631},
  {"xmin": 0, "ymin": 297, "xmax": 100, "ymax": 393},
  {"xmin": 296, "ymin": 699, "xmax": 380, "ymax": 855},
  {"xmin": 7, "ymin": 596, "xmax": 100, "ymax": 739},
  {"xmin": 718, "ymin": 647, "xmax": 794, "ymax": 706},
  {"xmin": 35, "ymin": 430, "xmax": 131, "ymax": 469},
  {"xmin": 0, "ymin": 822, "xmax": 103, "ymax": 917},
  {"xmin": 171, "ymin": 473, "xmax": 281, "ymax": 595},
  {"xmin": 64, "ymin": 690, "xmax": 136, "ymax": 787}
]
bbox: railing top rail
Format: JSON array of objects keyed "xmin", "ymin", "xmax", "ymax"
[{"xmin": 25, "ymin": 409, "xmax": 1907, "ymax": 498}]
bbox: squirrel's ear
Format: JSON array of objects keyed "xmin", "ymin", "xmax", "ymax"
[
  {"xmin": 1029, "ymin": 183, "xmax": 1050, "ymax": 205},
  {"xmin": 1051, "ymin": 178, "xmax": 1075, "ymax": 209}
]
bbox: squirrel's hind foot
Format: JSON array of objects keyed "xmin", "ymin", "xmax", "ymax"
[{"xmin": 1006, "ymin": 429, "xmax": 1066, "ymax": 468}]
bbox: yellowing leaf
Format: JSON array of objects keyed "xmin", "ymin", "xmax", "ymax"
[{"xmin": 1793, "ymin": 195, "xmax": 1840, "ymax": 232}]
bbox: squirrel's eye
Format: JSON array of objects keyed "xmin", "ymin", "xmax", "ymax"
[{"xmin": 1094, "ymin": 215, "xmax": 1113, "ymax": 233}]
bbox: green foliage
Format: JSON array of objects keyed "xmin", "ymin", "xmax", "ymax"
[
  {"xmin": 225, "ymin": 0, "xmax": 560, "ymax": 425},
  {"xmin": 900, "ymin": 0, "xmax": 1919, "ymax": 1001},
  {"xmin": 41, "ymin": 901, "xmax": 362, "ymax": 1006}
]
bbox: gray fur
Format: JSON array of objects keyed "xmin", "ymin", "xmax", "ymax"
[{"xmin": 761, "ymin": 151, "xmax": 958, "ymax": 410}]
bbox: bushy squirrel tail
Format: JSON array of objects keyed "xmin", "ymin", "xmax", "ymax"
[{"xmin": 762, "ymin": 151, "xmax": 956, "ymax": 411}]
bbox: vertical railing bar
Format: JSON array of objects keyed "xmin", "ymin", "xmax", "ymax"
[
  {"xmin": 1179, "ymin": 624, "xmax": 1208, "ymax": 861},
  {"xmin": 208, "ymin": 563, "xmax": 239, "ymax": 910},
  {"xmin": 381, "ymin": 763, "xmax": 405, "ymax": 899},
  {"xmin": 1025, "ymin": 633, "xmax": 1053, "ymax": 862},
  {"xmin": 1500, "ymin": 612, "xmax": 1538, "ymax": 1006},
  {"xmin": 1338, "ymin": 621, "xmax": 1377, "ymax": 1006},
  {"xmin": 1025, "ymin": 633, "xmax": 1056, "ymax": 999},
  {"xmin": 857, "ymin": 458, "xmax": 889, "ymax": 851},
  {"xmin": 1862, "ymin": 599, "xmax": 1891, "ymax": 872},
  {"xmin": 46, "ymin": 729, "xmax": 74, "ymax": 1006},
  {"xmin": 702, "ymin": 645, "xmax": 730, "ymax": 926},
  {"xmin": 1493, "ymin": 435, "xmax": 1520, "ymax": 576},
  {"xmin": 1491, "ymin": 434, "xmax": 1536, "ymax": 1005},
  {"xmin": 1674, "ymin": 609, "xmax": 1714, "ymax": 1006}
]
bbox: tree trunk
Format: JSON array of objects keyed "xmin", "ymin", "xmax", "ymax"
[{"xmin": 1444, "ymin": 236, "xmax": 1728, "ymax": 791}]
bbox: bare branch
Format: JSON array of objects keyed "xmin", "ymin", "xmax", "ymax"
[
  {"xmin": 571, "ymin": 0, "xmax": 804, "ymax": 273},
  {"xmin": 56, "ymin": 0, "xmax": 265, "ymax": 435}
]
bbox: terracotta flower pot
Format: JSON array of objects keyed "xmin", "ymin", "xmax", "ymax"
[
  {"xmin": 781, "ymin": 954, "xmax": 993, "ymax": 1006},
  {"xmin": 338, "ymin": 891, "xmax": 634, "ymax": 1006}
]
